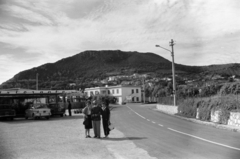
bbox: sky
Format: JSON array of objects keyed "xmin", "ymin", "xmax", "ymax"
[{"xmin": 0, "ymin": 0, "xmax": 240, "ymax": 84}]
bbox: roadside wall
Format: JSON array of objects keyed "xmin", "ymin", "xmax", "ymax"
[
  {"xmin": 157, "ymin": 104, "xmax": 240, "ymax": 127},
  {"xmin": 156, "ymin": 104, "xmax": 178, "ymax": 115},
  {"xmin": 210, "ymin": 110, "xmax": 221, "ymax": 123},
  {"xmin": 228, "ymin": 112, "xmax": 240, "ymax": 127}
]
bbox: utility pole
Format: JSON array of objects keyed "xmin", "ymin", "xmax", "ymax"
[
  {"xmin": 155, "ymin": 39, "xmax": 177, "ymax": 106},
  {"xmin": 169, "ymin": 39, "xmax": 176, "ymax": 106},
  {"xmin": 36, "ymin": 73, "xmax": 38, "ymax": 90}
]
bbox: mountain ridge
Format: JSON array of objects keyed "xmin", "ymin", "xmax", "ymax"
[{"xmin": 1, "ymin": 50, "xmax": 240, "ymax": 89}]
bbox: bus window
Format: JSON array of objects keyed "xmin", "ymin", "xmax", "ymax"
[
  {"xmin": 57, "ymin": 96, "xmax": 63, "ymax": 103},
  {"xmin": 49, "ymin": 96, "xmax": 56, "ymax": 103}
]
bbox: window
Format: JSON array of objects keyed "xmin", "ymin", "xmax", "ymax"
[
  {"xmin": 108, "ymin": 90, "xmax": 110, "ymax": 94},
  {"xmin": 132, "ymin": 89, "xmax": 134, "ymax": 94},
  {"xmin": 95, "ymin": 91, "xmax": 99, "ymax": 95},
  {"xmin": 112, "ymin": 89, "xmax": 115, "ymax": 94},
  {"xmin": 117, "ymin": 89, "xmax": 119, "ymax": 94},
  {"xmin": 136, "ymin": 89, "xmax": 139, "ymax": 93},
  {"xmin": 132, "ymin": 97, "xmax": 134, "ymax": 102},
  {"xmin": 102, "ymin": 90, "xmax": 106, "ymax": 94},
  {"xmin": 136, "ymin": 97, "xmax": 139, "ymax": 101}
]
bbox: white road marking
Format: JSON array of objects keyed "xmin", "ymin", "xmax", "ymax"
[
  {"xmin": 126, "ymin": 105, "xmax": 163, "ymax": 127},
  {"xmin": 168, "ymin": 128, "xmax": 240, "ymax": 151},
  {"xmin": 126, "ymin": 105, "xmax": 145, "ymax": 119},
  {"xmin": 126, "ymin": 105, "xmax": 240, "ymax": 151}
]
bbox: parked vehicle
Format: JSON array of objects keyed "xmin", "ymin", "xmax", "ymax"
[
  {"xmin": 0, "ymin": 104, "xmax": 16, "ymax": 120},
  {"xmin": 25, "ymin": 103, "xmax": 51, "ymax": 120},
  {"xmin": 48, "ymin": 103, "xmax": 65, "ymax": 117}
]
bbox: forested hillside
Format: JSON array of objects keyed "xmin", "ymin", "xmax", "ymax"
[{"xmin": 1, "ymin": 50, "xmax": 240, "ymax": 90}]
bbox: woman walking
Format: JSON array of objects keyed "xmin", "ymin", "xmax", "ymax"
[
  {"xmin": 82, "ymin": 100, "xmax": 92, "ymax": 138},
  {"xmin": 102, "ymin": 102, "xmax": 110, "ymax": 138}
]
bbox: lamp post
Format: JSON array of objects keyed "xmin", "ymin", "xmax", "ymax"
[{"xmin": 156, "ymin": 39, "xmax": 176, "ymax": 106}]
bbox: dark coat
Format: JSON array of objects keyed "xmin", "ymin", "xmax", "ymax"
[
  {"xmin": 91, "ymin": 106, "xmax": 102, "ymax": 121},
  {"xmin": 102, "ymin": 107, "xmax": 110, "ymax": 121}
]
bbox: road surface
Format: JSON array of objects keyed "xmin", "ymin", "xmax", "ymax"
[{"xmin": 110, "ymin": 103, "xmax": 240, "ymax": 159}]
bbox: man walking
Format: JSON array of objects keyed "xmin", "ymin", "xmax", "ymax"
[
  {"xmin": 67, "ymin": 99, "xmax": 72, "ymax": 116},
  {"xmin": 91, "ymin": 100, "xmax": 102, "ymax": 138}
]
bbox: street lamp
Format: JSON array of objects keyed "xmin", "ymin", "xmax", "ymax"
[{"xmin": 156, "ymin": 39, "xmax": 176, "ymax": 106}]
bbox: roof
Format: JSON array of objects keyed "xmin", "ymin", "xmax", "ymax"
[
  {"xmin": 0, "ymin": 89, "xmax": 78, "ymax": 98},
  {"xmin": 85, "ymin": 85, "xmax": 141, "ymax": 91}
]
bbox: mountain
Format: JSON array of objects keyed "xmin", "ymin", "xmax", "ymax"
[{"xmin": 1, "ymin": 50, "xmax": 240, "ymax": 89}]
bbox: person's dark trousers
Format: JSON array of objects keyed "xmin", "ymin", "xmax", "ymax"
[
  {"xmin": 102, "ymin": 119, "xmax": 109, "ymax": 136},
  {"xmin": 92, "ymin": 120, "xmax": 101, "ymax": 137},
  {"xmin": 68, "ymin": 109, "xmax": 72, "ymax": 116}
]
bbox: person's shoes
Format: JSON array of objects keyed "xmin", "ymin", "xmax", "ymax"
[
  {"xmin": 94, "ymin": 136, "xmax": 97, "ymax": 138},
  {"xmin": 85, "ymin": 136, "xmax": 88, "ymax": 138},
  {"xmin": 97, "ymin": 136, "xmax": 101, "ymax": 139},
  {"xmin": 88, "ymin": 135, "xmax": 91, "ymax": 138}
]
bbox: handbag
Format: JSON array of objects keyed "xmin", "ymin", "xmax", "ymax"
[
  {"xmin": 83, "ymin": 119, "xmax": 87, "ymax": 125},
  {"xmin": 108, "ymin": 122, "xmax": 114, "ymax": 131}
]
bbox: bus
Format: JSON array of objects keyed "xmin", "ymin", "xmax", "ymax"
[{"xmin": 0, "ymin": 89, "xmax": 84, "ymax": 119}]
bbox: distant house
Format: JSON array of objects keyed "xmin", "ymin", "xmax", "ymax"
[
  {"xmin": 133, "ymin": 73, "xmax": 140, "ymax": 78},
  {"xmin": 212, "ymin": 75, "xmax": 224, "ymax": 80},
  {"xmin": 108, "ymin": 76, "xmax": 117, "ymax": 81},
  {"xmin": 100, "ymin": 79, "xmax": 108, "ymax": 84},
  {"xmin": 84, "ymin": 85, "xmax": 142, "ymax": 105},
  {"xmin": 69, "ymin": 83, "xmax": 76, "ymax": 87},
  {"xmin": 161, "ymin": 77, "xmax": 172, "ymax": 81},
  {"xmin": 141, "ymin": 74, "xmax": 149, "ymax": 78}
]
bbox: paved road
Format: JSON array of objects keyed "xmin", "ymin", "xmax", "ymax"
[{"xmin": 110, "ymin": 103, "xmax": 240, "ymax": 159}]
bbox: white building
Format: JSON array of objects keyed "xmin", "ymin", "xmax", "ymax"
[
  {"xmin": 84, "ymin": 85, "xmax": 142, "ymax": 105},
  {"xmin": 108, "ymin": 76, "xmax": 117, "ymax": 81}
]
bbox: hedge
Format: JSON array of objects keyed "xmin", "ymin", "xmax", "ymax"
[{"xmin": 178, "ymin": 95, "xmax": 240, "ymax": 124}]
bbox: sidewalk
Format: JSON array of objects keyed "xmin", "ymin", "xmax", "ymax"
[
  {"xmin": 59, "ymin": 113, "xmax": 156, "ymax": 159},
  {"xmin": 152, "ymin": 105, "xmax": 240, "ymax": 133},
  {"xmin": 0, "ymin": 113, "xmax": 156, "ymax": 159}
]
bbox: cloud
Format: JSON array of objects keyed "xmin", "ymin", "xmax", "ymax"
[{"xmin": 0, "ymin": 0, "xmax": 240, "ymax": 84}]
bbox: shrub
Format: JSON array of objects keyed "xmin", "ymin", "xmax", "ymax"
[
  {"xmin": 198, "ymin": 99, "xmax": 211, "ymax": 121},
  {"xmin": 178, "ymin": 98, "xmax": 197, "ymax": 118},
  {"xmin": 178, "ymin": 94, "xmax": 240, "ymax": 124}
]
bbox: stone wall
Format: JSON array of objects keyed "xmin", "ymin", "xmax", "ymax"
[
  {"xmin": 156, "ymin": 104, "xmax": 178, "ymax": 115},
  {"xmin": 210, "ymin": 110, "xmax": 221, "ymax": 123},
  {"xmin": 157, "ymin": 105, "xmax": 240, "ymax": 127},
  {"xmin": 228, "ymin": 112, "xmax": 240, "ymax": 127}
]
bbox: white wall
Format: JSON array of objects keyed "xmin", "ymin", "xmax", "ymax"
[
  {"xmin": 122, "ymin": 87, "xmax": 141, "ymax": 103},
  {"xmin": 84, "ymin": 86, "xmax": 141, "ymax": 105}
]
